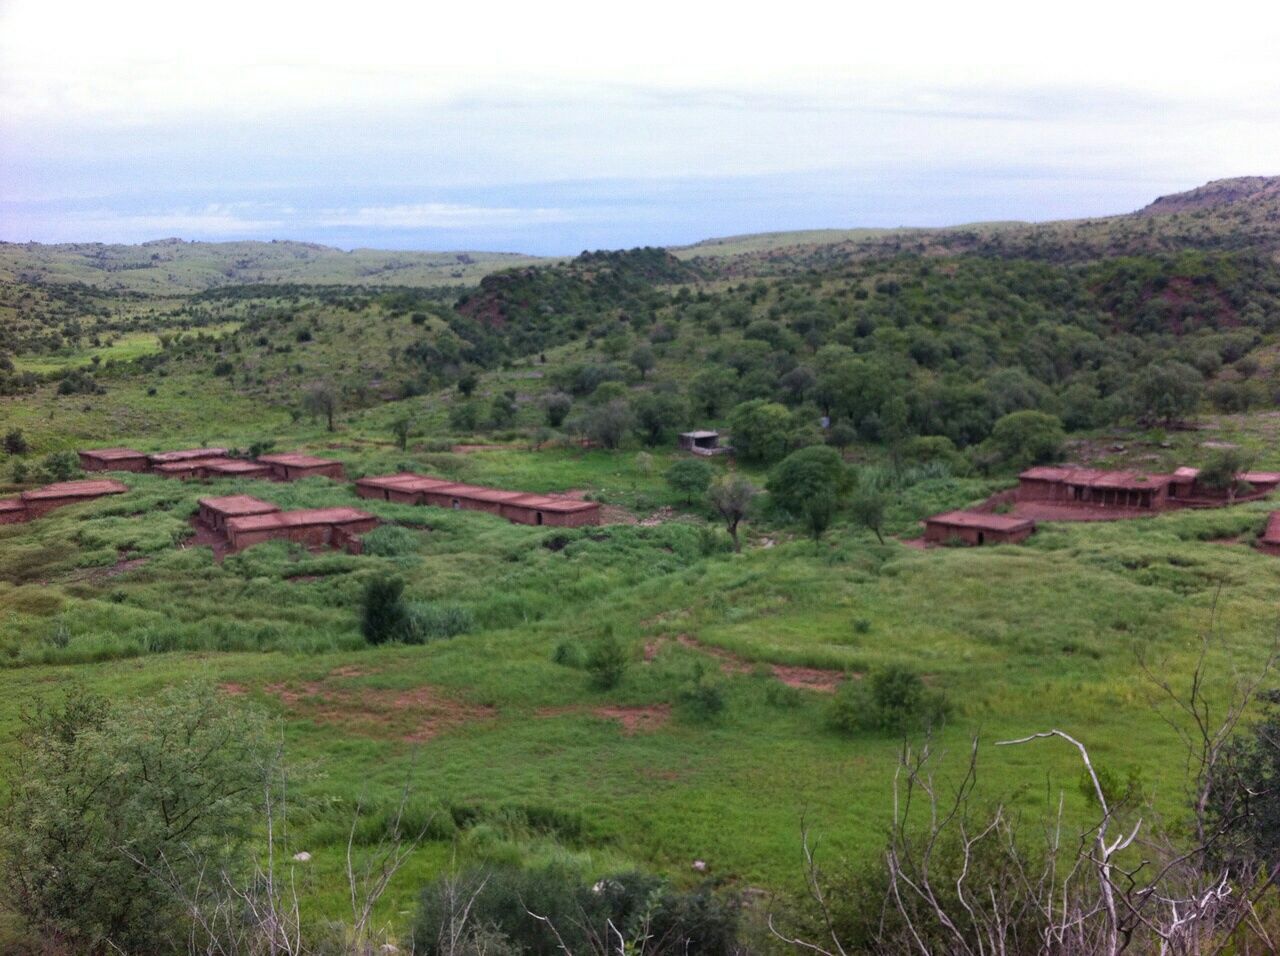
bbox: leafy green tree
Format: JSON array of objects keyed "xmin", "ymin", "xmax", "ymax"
[
  {"xmin": 708, "ymin": 474, "xmax": 757, "ymax": 552},
  {"xmin": 457, "ymin": 370, "xmax": 479, "ymax": 397},
  {"xmin": 586, "ymin": 632, "xmax": 629, "ymax": 689},
  {"xmin": 583, "ymin": 399, "xmax": 633, "ymax": 450},
  {"xmin": 689, "ymin": 367, "xmax": 738, "ymax": 416},
  {"xmin": 362, "ymin": 575, "xmax": 409, "ymax": 644},
  {"xmin": 987, "ymin": 410, "xmax": 1066, "ymax": 469},
  {"xmin": 3, "ymin": 429, "xmax": 28, "ymax": 455},
  {"xmin": 632, "ymin": 391, "xmax": 686, "ymax": 446},
  {"xmin": 849, "ymin": 489, "xmax": 888, "ymax": 544},
  {"xmin": 303, "ymin": 381, "xmax": 339, "ymax": 432},
  {"xmin": 804, "ymin": 489, "xmax": 837, "ymax": 544},
  {"xmin": 488, "ymin": 389, "xmax": 518, "ymax": 428},
  {"xmin": 1198, "ymin": 447, "xmax": 1252, "ymax": 501},
  {"xmin": 391, "ymin": 416, "xmax": 412, "ymax": 451},
  {"xmin": 0, "ymin": 683, "xmax": 268, "ymax": 954},
  {"xmin": 666, "ymin": 459, "xmax": 713, "ymax": 504},
  {"xmin": 1130, "ymin": 361, "xmax": 1203, "ymax": 426},
  {"xmin": 629, "ymin": 343, "xmax": 656, "ymax": 381},
  {"xmin": 766, "ymin": 445, "xmax": 850, "ymax": 516},
  {"xmin": 728, "ymin": 399, "xmax": 794, "ymax": 463},
  {"xmin": 544, "ymin": 392, "xmax": 572, "ymax": 428}
]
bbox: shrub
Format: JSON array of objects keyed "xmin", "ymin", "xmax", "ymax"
[
  {"xmin": 987, "ymin": 410, "xmax": 1065, "ymax": 469},
  {"xmin": 768, "ymin": 445, "xmax": 850, "ymax": 516},
  {"xmin": 361, "ymin": 575, "xmax": 408, "ymax": 644},
  {"xmin": 828, "ymin": 665, "xmax": 949, "ymax": 735},
  {"xmin": 3, "ymin": 429, "xmax": 28, "ymax": 455},
  {"xmin": 37, "ymin": 450, "xmax": 81, "ymax": 483},
  {"xmin": 679, "ymin": 664, "xmax": 726, "ymax": 720},
  {"xmin": 551, "ymin": 639, "xmax": 586, "ymax": 668},
  {"xmin": 585, "ymin": 632, "xmax": 629, "ymax": 689},
  {"xmin": 360, "ymin": 525, "xmax": 421, "ymax": 557},
  {"xmin": 666, "ymin": 459, "xmax": 713, "ymax": 504},
  {"xmin": 402, "ymin": 603, "xmax": 474, "ymax": 643}
]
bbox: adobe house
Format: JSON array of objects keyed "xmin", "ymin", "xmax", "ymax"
[
  {"xmin": 923, "ymin": 510, "xmax": 1036, "ymax": 546},
  {"xmin": 354, "ymin": 473, "xmax": 451, "ymax": 504},
  {"xmin": 19, "ymin": 479, "xmax": 127, "ymax": 518},
  {"xmin": 197, "ymin": 494, "xmax": 280, "ymax": 533},
  {"xmin": 0, "ymin": 498, "xmax": 28, "ymax": 524},
  {"xmin": 78, "ymin": 447, "xmax": 149, "ymax": 472},
  {"xmin": 356, "ymin": 472, "xmax": 602, "ymax": 526},
  {"xmin": 148, "ymin": 447, "xmax": 230, "ymax": 468},
  {"xmin": 1017, "ymin": 466, "xmax": 1172, "ymax": 510},
  {"xmin": 1163, "ymin": 468, "xmax": 1280, "ymax": 505},
  {"xmin": 224, "ymin": 507, "xmax": 378, "ymax": 552},
  {"xmin": 152, "ymin": 457, "xmax": 239, "ymax": 480},
  {"xmin": 202, "ymin": 459, "xmax": 274, "ymax": 480},
  {"xmin": 678, "ymin": 430, "xmax": 730, "ymax": 456},
  {"xmin": 1258, "ymin": 512, "xmax": 1280, "ymax": 556},
  {"xmin": 256, "ymin": 453, "xmax": 346, "ymax": 481}
]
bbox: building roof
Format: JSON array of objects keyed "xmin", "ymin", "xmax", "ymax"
[
  {"xmin": 203, "ymin": 459, "xmax": 270, "ymax": 474},
  {"xmin": 0, "ymin": 497, "xmax": 25, "ymax": 513},
  {"xmin": 1173, "ymin": 467, "xmax": 1201, "ymax": 480},
  {"xmin": 149, "ymin": 447, "xmax": 229, "ymax": 464},
  {"xmin": 1241, "ymin": 472, "xmax": 1280, "ymax": 485},
  {"xmin": 925, "ymin": 510, "xmax": 1036, "ymax": 533},
  {"xmin": 358, "ymin": 472, "xmax": 597, "ymax": 512},
  {"xmin": 22, "ymin": 479, "xmax": 127, "ymax": 501},
  {"xmin": 681, "ymin": 430, "xmax": 719, "ymax": 439},
  {"xmin": 1018, "ymin": 466, "xmax": 1171, "ymax": 491},
  {"xmin": 356, "ymin": 474, "xmax": 454, "ymax": 492},
  {"xmin": 153, "ymin": 456, "xmax": 235, "ymax": 473},
  {"xmin": 227, "ymin": 507, "xmax": 375, "ymax": 533},
  {"xmin": 80, "ymin": 447, "xmax": 146, "ymax": 460},
  {"xmin": 256, "ymin": 453, "xmax": 340, "ymax": 468},
  {"xmin": 198, "ymin": 495, "xmax": 280, "ymax": 516},
  {"xmin": 1262, "ymin": 512, "xmax": 1280, "ymax": 545}
]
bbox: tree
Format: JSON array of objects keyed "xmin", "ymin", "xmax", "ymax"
[
  {"xmin": 3, "ymin": 428, "xmax": 28, "ymax": 455},
  {"xmin": 803, "ymin": 489, "xmax": 837, "ymax": 544},
  {"xmin": 488, "ymin": 390, "xmax": 518, "ymax": 429},
  {"xmin": 689, "ymin": 367, "xmax": 738, "ymax": 416},
  {"xmin": 543, "ymin": 392, "xmax": 572, "ymax": 428},
  {"xmin": 1131, "ymin": 360, "xmax": 1203, "ymax": 426},
  {"xmin": 0, "ymin": 682, "xmax": 267, "ymax": 954},
  {"xmin": 391, "ymin": 416, "xmax": 412, "ymax": 451},
  {"xmin": 303, "ymin": 382, "xmax": 339, "ymax": 432},
  {"xmin": 728, "ymin": 399, "xmax": 794, "ymax": 463},
  {"xmin": 457, "ymin": 370, "xmax": 478, "ymax": 397},
  {"xmin": 850, "ymin": 489, "xmax": 887, "ymax": 544},
  {"xmin": 629, "ymin": 343, "xmax": 656, "ymax": 381},
  {"xmin": 631, "ymin": 391, "xmax": 686, "ymax": 446},
  {"xmin": 987, "ymin": 410, "xmax": 1066, "ymax": 469},
  {"xmin": 583, "ymin": 399, "xmax": 633, "ymax": 450},
  {"xmin": 766, "ymin": 445, "xmax": 850, "ymax": 517},
  {"xmin": 666, "ymin": 459, "xmax": 713, "ymax": 504},
  {"xmin": 362, "ymin": 575, "xmax": 408, "ymax": 644},
  {"xmin": 708, "ymin": 474, "xmax": 757, "ymax": 552},
  {"xmin": 585, "ymin": 632, "xmax": 629, "ymax": 689},
  {"xmin": 1198, "ymin": 447, "xmax": 1252, "ymax": 501}
]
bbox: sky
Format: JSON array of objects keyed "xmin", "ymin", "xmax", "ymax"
[{"xmin": 2, "ymin": 0, "xmax": 1280, "ymax": 254}]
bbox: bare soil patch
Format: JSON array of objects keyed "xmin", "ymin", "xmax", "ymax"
[
  {"xmin": 262, "ymin": 679, "xmax": 495, "ymax": 742},
  {"xmin": 183, "ymin": 517, "xmax": 230, "ymax": 561},
  {"xmin": 594, "ymin": 705, "xmax": 672, "ymax": 734},
  {"xmin": 66, "ymin": 552, "xmax": 149, "ymax": 584},
  {"xmin": 451, "ymin": 444, "xmax": 509, "ymax": 454},
  {"xmin": 658, "ymin": 634, "xmax": 848, "ymax": 692}
]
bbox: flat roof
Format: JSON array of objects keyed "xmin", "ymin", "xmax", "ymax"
[
  {"xmin": 256, "ymin": 453, "xmax": 340, "ymax": 468},
  {"xmin": 1262, "ymin": 512, "xmax": 1280, "ymax": 544},
  {"xmin": 149, "ymin": 447, "xmax": 229, "ymax": 464},
  {"xmin": 153, "ymin": 456, "xmax": 234, "ymax": 473},
  {"xmin": 926, "ymin": 510, "xmax": 1035, "ymax": 532},
  {"xmin": 203, "ymin": 460, "xmax": 270, "ymax": 473},
  {"xmin": 80, "ymin": 447, "xmax": 146, "ymax": 460},
  {"xmin": 356, "ymin": 474, "xmax": 454, "ymax": 492},
  {"xmin": 1173, "ymin": 467, "xmax": 1200, "ymax": 479},
  {"xmin": 22, "ymin": 479, "xmax": 127, "ymax": 500},
  {"xmin": 681, "ymin": 430, "xmax": 719, "ymax": 439},
  {"xmin": 227, "ymin": 507, "xmax": 375, "ymax": 533},
  {"xmin": 1242, "ymin": 472, "xmax": 1280, "ymax": 484},
  {"xmin": 0, "ymin": 497, "xmax": 26, "ymax": 512},
  {"xmin": 198, "ymin": 494, "xmax": 280, "ymax": 516},
  {"xmin": 1019, "ymin": 466, "xmax": 1171, "ymax": 491},
  {"xmin": 357, "ymin": 472, "xmax": 599, "ymax": 513}
]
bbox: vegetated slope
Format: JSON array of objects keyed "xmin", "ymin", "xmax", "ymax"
[{"xmin": 0, "ymin": 238, "xmax": 549, "ymax": 293}]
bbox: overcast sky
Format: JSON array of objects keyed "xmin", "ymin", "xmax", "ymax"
[{"xmin": 2, "ymin": 0, "xmax": 1279, "ymax": 254}]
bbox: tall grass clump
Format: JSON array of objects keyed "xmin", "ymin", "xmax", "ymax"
[
  {"xmin": 401, "ymin": 603, "xmax": 474, "ymax": 643},
  {"xmin": 359, "ymin": 524, "xmax": 422, "ymax": 557}
]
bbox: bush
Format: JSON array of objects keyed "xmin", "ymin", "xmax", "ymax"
[
  {"xmin": 679, "ymin": 664, "xmax": 726, "ymax": 720},
  {"xmin": 828, "ymin": 665, "xmax": 949, "ymax": 735},
  {"xmin": 37, "ymin": 450, "xmax": 81, "ymax": 483},
  {"xmin": 666, "ymin": 459, "xmax": 714, "ymax": 504},
  {"xmin": 4, "ymin": 428, "xmax": 28, "ymax": 455},
  {"xmin": 551, "ymin": 639, "xmax": 586, "ymax": 668},
  {"xmin": 987, "ymin": 410, "xmax": 1065, "ymax": 469},
  {"xmin": 585, "ymin": 632, "xmax": 629, "ymax": 689},
  {"xmin": 361, "ymin": 575, "xmax": 408, "ymax": 644},
  {"xmin": 401, "ymin": 603, "xmax": 474, "ymax": 643},
  {"xmin": 360, "ymin": 525, "xmax": 422, "ymax": 557}
]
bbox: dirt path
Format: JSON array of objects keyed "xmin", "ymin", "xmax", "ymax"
[{"xmin": 647, "ymin": 633, "xmax": 848, "ymax": 692}]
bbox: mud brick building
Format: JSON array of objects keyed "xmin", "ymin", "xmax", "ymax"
[{"xmin": 923, "ymin": 510, "xmax": 1036, "ymax": 546}]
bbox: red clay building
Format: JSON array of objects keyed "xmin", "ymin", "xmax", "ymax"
[
  {"xmin": 152, "ymin": 457, "xmax": 240, "ymax": 480},
  {"xmin": 20, "ymin": 479, "xmax": 127, "ymax": 518},
  {"xmin": 148, "ymin": 447, "xmax": 230, "ymax": 467},
  {"xmin": 0, "ymin": 498, "xmax": 28, "ymax": 524},
  {"xmin": 78, "ymin": 448, "xmax": 149, "ymax": 472},
  {"xmin": 1017, "ymin": 466, "xmax": 1172, "ymax": 510},
  {"xmin": 1259, "ymin": 512, "xmax": 1280, "ymax": 556},
  {"xmin": 356, "ymin": 472, "xmax": 601, "ymax": 526},
  {"xmin": 224, "ymin": 507, "xmax": 378, "ymax": 552},
  {"xmin": 256, "ymin": 453, "xmax": 346, "ymax": 481},
  {"xmin": 923, "ymin": 510, "xmax": 1036, "ymax": 546},
  {"xmin": 197, "ymin": 494, "xmax": 281, "ymax": 533},
  {"xmin": 202, "ymin": 459, "xmax": 274, "ymax": 479}
]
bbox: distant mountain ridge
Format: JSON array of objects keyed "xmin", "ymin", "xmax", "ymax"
[{"xmin": 1141, "ymin": 176, "xmax": 1280, "ymax": 215}]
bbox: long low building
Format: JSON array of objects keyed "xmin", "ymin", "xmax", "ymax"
[
  {"xmin": 1259, "ymin": 512, "xmax": 1280, "ymax": 556},
  {"xmin": 224, "ymin": 507, "xmax": 378, "ymax": 552},
  {"xmin": 923, "ymin": 510, "xmax": 1036, "ymax": 546},
  {"xmin": 1017, "ymin": 466, "xmax": 1172, "ymax": 510},
  {"xmin": 79, "ymin": 447, "xmax": 150, "ymax": 472},
  {"xmin": 19, "ymin": 479, "xmax": 128, "ymax": 518},
  {"xmin": 355, "ymin": 473, "xmax": 601, "ymax": 526},
  {"xmin": 197, "ymin": 494, "xmax": 281, "ymax": 532},
  {"xmin": 147, "ymin": 447, "xmax": 230, "ymax": 467},
  {"xmin": 0, "ymin": 498, "xmax": 28, "ymax": 524},
  {"xmin": 256, "ymin": 453, "xmax": 345, "ymax": 481}
]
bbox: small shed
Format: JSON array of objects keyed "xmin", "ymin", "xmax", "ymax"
[
  {"xmin": 152, "ymin": 457, "xmax": 237, "ymax": 480},
  {"xmin": 20, "ymin": 479, "xmax": 127, "ymax": 518},
  {"xmin": 197, "ymin": 494, "xmax": 281, "ymax": 532},
  {"xmin": 148, "ymin": 447, "xmax": 230, "ymax": 467},
  {"xmin": 354, "ymin": 473, "xmax": 451, "ymax": 504},
  {"xmin": 0, "ymin": 498, "xmax": 28, "ymax": 524},
  {"xmin": 1240, "ymin": 472, "xmax": 1280, "ymax": 496},
  {"xmin": 256, "ymin": 453, "xmax": 346, "ymax": 481},
  {"xmin": 202, "ymin": 459, "xmax": 274, "ymax": 480},
  {"xmin": 1258, "ymin": 512, "xmax": 1280, "ymax": 556},
  {"xmin": 224, "ymin": 507, "xmax": 378, "ymax": 552},
  {"xmin": 79, "ymin": 447, "xmax": 149, "ymax": 472},
  {"xmin": 923, "ymin": 510, "xmax": 1036, "ymax": 546},
  {"xmin": 678, "ymin": 431, "xmax": 729, "ymax": 456}
]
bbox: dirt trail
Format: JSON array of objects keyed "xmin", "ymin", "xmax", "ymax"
[{"xmin": 647, "ymin": 633, "xmax": 848, "ymax": 692}]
